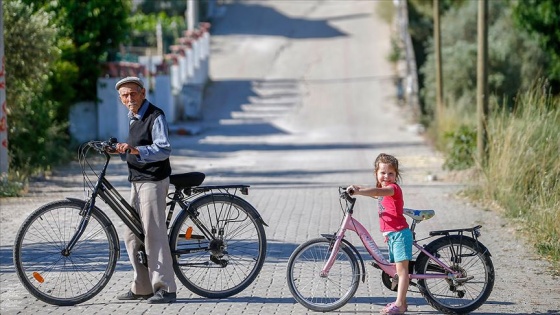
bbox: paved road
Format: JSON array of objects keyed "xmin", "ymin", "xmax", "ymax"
[{"xmin": 1, "ymin": 1, "xmax": 559, "ymax": 314}]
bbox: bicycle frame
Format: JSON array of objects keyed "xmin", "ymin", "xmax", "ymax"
[
  {"xmin": 321, "ymin": 193, "xmax": 463, "ymax": 282},
  {"xmin": 67, "ymin": 141, "xmax": 267, "ymax": 255},
  {"xmin": 66, "ymin": 149, "xmax": 144, "ymax": 255}
]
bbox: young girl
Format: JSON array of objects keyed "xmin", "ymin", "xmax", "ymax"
[{"xmin": 346, "ymin": 153, "xmax": 411, "ymax": 315}]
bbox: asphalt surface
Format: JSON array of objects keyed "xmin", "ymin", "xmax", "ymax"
[{"xmin": 1, "ymin": 1, "xmax": 559, "ymax": 314}]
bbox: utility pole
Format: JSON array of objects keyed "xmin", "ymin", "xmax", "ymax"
[
  {"xmin": 0, "ymin": 0, "xmax": 9, "ymax": 175},
  {"xmin": 477, "ymin": 0, "xmax": 489, "ymax": 165},
  {"xmin": 433, "ymin": 0, "xmax": 443, "ymax": 123}
]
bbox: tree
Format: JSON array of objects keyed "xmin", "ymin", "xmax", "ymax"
[
  {"xmin": 139, "ymin": 0, "xmax": 186, "ymax": 16},
  {"xmin": 3, "ymin": 0, "xmax": 132, "ymax": 177},
  {"xmin": 3, "ymin": 0, "xmax": 68, "ymax": 175},
  {"xmin": 420, "ymin": 0, "xmax": 546, "ymax": 117},
  {"xmin": 22, "ymin": 0, "xmax": 132, "ymax": 118},
  {"xmin": 128, "ymin": 12, "xmax": 185, "ymax": 51},
  {"xmin": 511, "ymin": 0, "xmax": 560, "ymax": 92}
]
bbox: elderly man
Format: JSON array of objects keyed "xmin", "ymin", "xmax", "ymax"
[{"xmin": 113, "ymin": 76, "xmax": 177, "ymax": 304}]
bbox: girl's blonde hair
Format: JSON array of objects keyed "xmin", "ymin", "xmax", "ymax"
[{"xmin": 374, "ymin": 153, "xmax": 402, "ymax": 188}]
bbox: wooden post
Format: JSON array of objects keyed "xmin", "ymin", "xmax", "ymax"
[
  {"xmin": 434, "ymin": 0, "xmax": 443, "ymax": 123},
  {"xmin": 477, "ymin": 0, "xmax": 489, "ymax": 165}
]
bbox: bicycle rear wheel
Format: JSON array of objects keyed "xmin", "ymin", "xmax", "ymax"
[
  {"xmin": 415, "ymin": 235, "xmax": 495, "ymax": 314},
  {"xmin": 13, "ymin": 200, "xmax": 119, "ymax": 306},
  {"xmin": 286, "ymin": 238, "xmax": 360, "ymax": 312},
  {"xmin": 170, "ymin": 194, "xmax": 266, "ymax": 298}
]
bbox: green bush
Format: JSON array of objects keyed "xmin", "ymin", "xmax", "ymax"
[
  {"xmin": 442, "ymin": 125, "xmax": 476, "ymax": 170},
  {"xmin": 0, "ymin": 174, "xmax": 25, "ymax": 197}
]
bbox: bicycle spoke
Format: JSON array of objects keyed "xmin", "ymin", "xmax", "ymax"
[
  {"xmin": 171, "ymin": 194, "xmax": 266, "ymax": 298},
  {"xmin": 416, "ymin": 235, "xmax": 494, "ymax": 313},
  {"xmin": 287, "ymin": 238, "xmax": 359, "ymax": 312},
  {"xmin": 14, "ymin": 201, "xmax": 118, "ymax": 305}
]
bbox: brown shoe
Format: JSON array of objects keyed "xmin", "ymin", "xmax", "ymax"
[{"xmin": 117, "ymin": 290, "xmax": 153, "ymax": 300}]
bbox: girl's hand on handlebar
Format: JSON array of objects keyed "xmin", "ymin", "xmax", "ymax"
[{"xmin": 346, "ymin": 185, "xmax": 357, "ymax": 195}]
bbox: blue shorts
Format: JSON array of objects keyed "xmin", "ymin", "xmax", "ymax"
[{"xmin": 386, "ymin": 228, "xmax": 413, "ymax": 263}]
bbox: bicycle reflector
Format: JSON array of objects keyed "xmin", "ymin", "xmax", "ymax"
[
  {"xmin": 33, "ymin": 272, "xmax": 45, "ymax": 283},
  {"xmin": 474, "ymin": 226, "xmax": 481, "ymax": 237},
  {"xmin": 185, "ymin": 227, "xmax": 193, "ymax": 239}
]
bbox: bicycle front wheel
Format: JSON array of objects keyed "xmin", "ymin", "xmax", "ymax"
[
  {"xmin": 286, "ymin": 238, "xmax": 360, "ymax": 312},
  {"xmin": 170, "ymin": 194, "xmax": 267, "ymax": 298},
  {"xmin": 415, "ymin": 235, "xmax": 495, "ymax": 314},
  {"xmin": 13, "ymin": 200, "xmax": 119, "ymax": 306}
]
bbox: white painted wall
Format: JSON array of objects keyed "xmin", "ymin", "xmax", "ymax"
[{"xmin": 97, "ymin": 77, "xmax": 129, "ymax": 142}]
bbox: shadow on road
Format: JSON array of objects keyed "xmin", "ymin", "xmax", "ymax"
[{"xmin": 212, "ymin": 1, "xmax": 355, "ymax": 39}]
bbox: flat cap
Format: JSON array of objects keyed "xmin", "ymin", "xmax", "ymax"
[{"xmin": 115, "ymin": 76, "xmax": 144, "ymax": 90}]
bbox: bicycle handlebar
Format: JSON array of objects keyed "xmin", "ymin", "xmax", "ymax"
[
  {"xmin": 85, "ymin": 137, "xmax": 131, "ymax": 154},
  {"xmin": 339, "ymin": 187, "xmax": 356, "ymax": 203},
  {"xmin": 86, "ymin": 138, "xmax": 118, "ymax": 153}
]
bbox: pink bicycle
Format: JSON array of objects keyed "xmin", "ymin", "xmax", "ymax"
[{"xmin": 286, "ymin": 187, "xmax": 494, "ymax": 314}]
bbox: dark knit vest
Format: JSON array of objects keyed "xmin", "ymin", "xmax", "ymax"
[{"xmin": 126, "ymin": 103, "xmax": 172, "ymax": 182}]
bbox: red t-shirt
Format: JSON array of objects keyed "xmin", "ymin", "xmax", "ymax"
[{"xmin": 377, "ymin": 183, "xmax": 408, "ymax": 232}]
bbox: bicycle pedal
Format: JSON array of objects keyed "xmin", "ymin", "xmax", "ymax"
[
  {"xmin": 137, "ymin": 250, "xmax": 148, "ymax": 267},
  {"xmin": 391, "ymin": 274, "xmax": 399, "ymax": 291},
  {"xmin": 371, "ymin": 262, "xmax": 381, "ymax": 270}
]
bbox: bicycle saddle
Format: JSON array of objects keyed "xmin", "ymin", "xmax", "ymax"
[
  {"xmin": 169, "ymin": 172, "xmax": 205, "ymax": 188},
  {"xmin": 404, "ymin": 208, "xmax": 435, "ymax": 221}
]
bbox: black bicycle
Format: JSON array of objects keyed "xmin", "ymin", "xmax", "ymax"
[{"xmin": 13, "ymin": 138, "xmax": 268, "ymax": 306}]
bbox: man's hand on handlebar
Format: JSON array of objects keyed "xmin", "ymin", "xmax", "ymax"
[
  {"xmin": 104, "ymin": 146, "xmax": 118, "ymax": 154},
  {"xmin": 115, "ymin": 143, "xmax": 138, "ymax": 155}
]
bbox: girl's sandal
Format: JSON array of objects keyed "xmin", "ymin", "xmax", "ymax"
[
  {"xmin": 381, "ymin": 302, "xmax": 406, "ymax": 314},
  {"xmin": 384, "ymin": 302, "xmax": 408, "ymax": 311}
]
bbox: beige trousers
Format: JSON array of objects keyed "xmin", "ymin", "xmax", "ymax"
[{"xmin": 124, "ymin": 177, "xmax": 177, "ymax": 295}]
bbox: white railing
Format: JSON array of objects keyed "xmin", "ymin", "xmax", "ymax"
[{"xmin": 72, "ymin": 22, "xmax": 212, "ymax": 143}]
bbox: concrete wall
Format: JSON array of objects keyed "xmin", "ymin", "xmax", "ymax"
[
  {"xmin": 97, "ymin": 77, "xmax": 129, "ymax": 142},
  {"xmin": 68, "ymin": 101, "xmax": 97, "ymax": 144}
]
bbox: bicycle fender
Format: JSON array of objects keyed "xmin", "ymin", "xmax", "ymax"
[
  {"xmin": 65, "ymin": 197, "xmax": 121, "ymax": 259},
  {"xmin": 321, "ymin": 234, "xmax": 366, "ymax": 283},
  {"xmin": 416, "ymin": 235, "xmax": 492, "ymax": 271},
  {"xmin": 436, "ymin": 234, "xmax": 492, "ymax": 257},
  {"xmin": 189, "ymin": 193, "xmax": 269, "ymax": 227},
  {"xmin": 229, "ymin": 195, "xmax": 269, "ymax": 227}
]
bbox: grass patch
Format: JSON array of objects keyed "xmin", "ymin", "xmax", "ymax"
[
  {"xmin": 479, "ymin": 84, "xmax": 560, "ymax": 272},
  {"xmin": 375, "ymin": 0, "xmax": 395, "ymax": 25},
  {"xmin": 0, "ymin": 173, "xmax": 26, "ymax": 197}
]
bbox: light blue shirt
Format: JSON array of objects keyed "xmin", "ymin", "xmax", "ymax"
[{"xmin": 126, "ymin": 100, "xmax": 172, "ymax": 163}]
